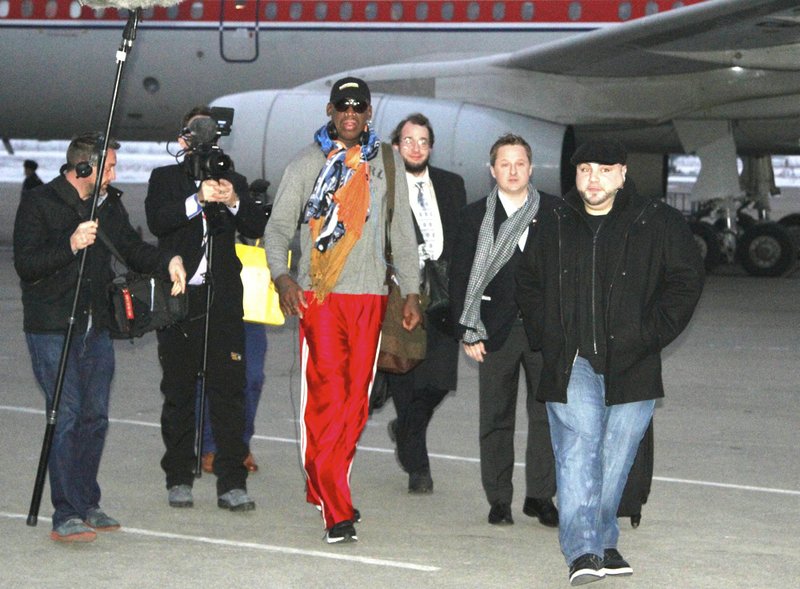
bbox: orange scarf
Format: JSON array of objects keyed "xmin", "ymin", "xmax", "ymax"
[{"xmin": 309, "ymin": 145, "xmax": 370, "ymax": 301}]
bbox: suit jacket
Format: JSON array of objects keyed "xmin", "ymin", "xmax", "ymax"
[
  {"xmin": 145, "ymin": 162, "xmax": 267, "ymax": 319},
  {"xmin": 450, "ymin": 191, "xmax": 559, "ymax": 353},
  {"xmin": 405, "ymin": 165, "xmax": 467, "ymax": 391}
]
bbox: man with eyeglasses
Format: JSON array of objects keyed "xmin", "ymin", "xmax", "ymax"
[
  {"xmin": 265, "ymin": 77, "xmax": 421, "ymax": 544},
  {"xmin": 382, "ymin": 113, "xmax": 466, "ymax": 494}
]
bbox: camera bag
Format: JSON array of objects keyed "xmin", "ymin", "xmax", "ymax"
[{"xmin": 97, "ymin": 229, "xmax": 187, "ymax": 339}]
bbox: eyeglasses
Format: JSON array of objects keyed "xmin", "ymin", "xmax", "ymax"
[
  {"xmin": 400, "ymin": 137, "xmax": 430, "ymax": 150},
  {"xmin": 333, "ymin": 98, "xmax": 369, "ymax": 114}
]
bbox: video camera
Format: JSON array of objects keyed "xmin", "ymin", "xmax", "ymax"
[{"xmin": 185, "ymin": 106, "xmax": 235, "ymax": 182}]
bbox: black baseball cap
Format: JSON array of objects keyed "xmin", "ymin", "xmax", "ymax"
[{"xmin": 329, "ymin": 77, "xmax": 371, "ymax": 105}]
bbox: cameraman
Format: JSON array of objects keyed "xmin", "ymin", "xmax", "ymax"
[
  {"xmin": 14, "ymin": 132, "xmax": 186, "ymax": 542},
  {"xmin": 145, "ymin": 106, "xmax": 267, "ymax": 512}
]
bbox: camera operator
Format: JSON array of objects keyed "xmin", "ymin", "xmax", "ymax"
[
  {"xmin": 145, "ymin": 106, "xmax": 267, "ymax": 512},
  {"xmin": 14, "ymin": 132, "xmax": 186, "ymax": 542}
]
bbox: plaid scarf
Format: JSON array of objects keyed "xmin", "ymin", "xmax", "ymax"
[
  {"xmin": 304, "ymin": 123, "xmax": 380, "ymax": 301},
  {"xmin": 460, "ymin": 185, "xmax": 540, "ymax": 344}
]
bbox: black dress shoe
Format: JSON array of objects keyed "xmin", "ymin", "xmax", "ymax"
[
  {"xmin": 523, "ymin": 497, "xmax": 559, "ymax": 528},
  {"xmin": 408, "ymin": 468, "xmax": 433, "ymax": 494},
  {"xmin": 630, "ymin": 513, "xmax": 641, "ymax": 528},
  {"xmin": 488, "ymin": 502, "xmax": 514, "ymax": 525}
]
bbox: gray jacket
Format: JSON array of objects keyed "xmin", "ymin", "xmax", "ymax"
[{"xmin": 265, "ymin": 143, "xmax": 419, "ymax": 297}]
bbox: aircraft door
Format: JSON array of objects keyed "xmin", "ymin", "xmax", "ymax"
[{"xmin": 219, "ymin": 0, "xmax": 260, "ymax": 63}]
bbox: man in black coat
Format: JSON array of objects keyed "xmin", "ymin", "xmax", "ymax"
[
  {"xmin": 383, "ymin": 113, "xmax": 466, "ymax": 493},
  {"xmin": 145, "ymin": 106, "xmax": 267, "ymax": 512},
  {"xmin": 516, "ymin": 138, "xmax": 704, "ymax": 585},
  {"xmin": 450, "ymin": 134, "xmax": 558, "ymax": 528},
  {"xmin": 14, "ymin": 133, "xmax": 186, "ymax": 542}
]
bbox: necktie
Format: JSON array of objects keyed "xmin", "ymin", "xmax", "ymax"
[{"xmin": 415, "ymin": 181, "xmax": 436, "ymax": 261}]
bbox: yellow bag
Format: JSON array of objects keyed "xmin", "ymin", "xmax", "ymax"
[{"xmin": 235, "ymin": 242, "xmax": 288, "ymax": 326}]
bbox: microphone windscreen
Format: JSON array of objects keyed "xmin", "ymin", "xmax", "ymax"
[
  {"xmin": 188, "ymin": 117, "xmax": 219, "ymax": 146},
  {"xmin": 80, "ymin": 0, "xmax": 182, "ymax": 9}
]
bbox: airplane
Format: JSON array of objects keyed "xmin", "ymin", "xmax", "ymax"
[{"xmin": 2, "ymin": 0, "xmax": 799, "ymax": 275}]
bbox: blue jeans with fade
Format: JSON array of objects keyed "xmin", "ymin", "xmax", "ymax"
[
  {"xmin": 26, "ymin": 327, "xmax": 114, "ymax": 530},
  {"xmin": 547, "ymin": 356, "xmax": 655, "ymax": 564}
]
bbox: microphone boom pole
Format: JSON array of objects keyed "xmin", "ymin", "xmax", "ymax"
[{"xmin": 27, "ymin": 8, "xmax": 143, "ymax": 527}]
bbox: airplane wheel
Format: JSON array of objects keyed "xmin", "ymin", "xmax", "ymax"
[
  {"xmin": 689, "ymin": 221, "xmax": 722, "ymax": 271},
  {"xmin": 736, "ymin": 223, "xmax": 797, "ymax": 277},
  {"xmin": 778, "ymin": 214, "xmax": 800, "ymax": 257}
]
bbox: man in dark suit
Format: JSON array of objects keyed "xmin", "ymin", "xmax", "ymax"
[
  {"xmin": 145, "ymin": 106, "xmax": 267, "ymax": 512},
  {"xmin": 450, "ymin": 134, "xmax": 558, "ymax": 527},
  {"xmin": 384, "ymin": 113, "xmax": 467, "ymax": 493}
]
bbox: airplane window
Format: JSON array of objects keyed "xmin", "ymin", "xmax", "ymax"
[
  {"xmin": 340, "ymin": 2, "xmax": 352, "ymax": 20},
  {"xmin": 94, "ymin": 8, "xmax": 105, "ymax": 18},
  {"xmin": 416, "ymin": 2, "xmax": 428, "ymax": 21},
  {"xmin": 45, "ymin": 0, "xmax": 57, "ymax": 18},
  {"xmin": 441, "ymin": 2, "xmax": 454, "ymax": 21},
  {"xmin": 492, "ymin": 2, "xmax": 505, "ymax": 21},
  {"xmin": 264, "ymin": 2, "xmax": 277, "ymax": 20},
  {"xmin": 467, "ymin": 2, "xmax": 480, "ymax": 21},
  {"xmin": 618, "ymin": 1, "xmax": 632, "ymax": 20},
  {"xmin": 672, "ymin": 1, "xmax": 685, "ymax": 7},
  {"xmin": 0, "ymin": 1, "xmax": 8, "ymax": 19},
  {"xmin": 166, "ymin": 5, "xmax": 178, "ymax": 19},
  {"xmin": 365, "ymin": 2, "xmax": 378, "ymax": 20},
  {"xmin": 142, "ymin": 7, "xmax": 154, "ymax": 19},
  {"xmin": 315, "ymin": 2, "xmax": 327, "ymax": 20},
  {"xmin": 568, "ymin": 1, "xmax": 581, "ymax": 21},
  {"xmin": 20, "ymin": 0, "xmax": 33, "ymax": 18},
  {"xmin": 521, "ymin": 2, "xmax": 535, "ymax": 21},
  {"xmin": 391, "ymin": 2, "xmax": 403, "ymax": 21},
  {"xmin": 645, "ymin": 1, "xmax": 659, "ymax": 15},
  {"xmin": 190, "ymin": 2, "xmax": 203, "ymax": 20},
  {"xmin": 290, "ymin": 2, "xmax": 302, "ymax": 20}
]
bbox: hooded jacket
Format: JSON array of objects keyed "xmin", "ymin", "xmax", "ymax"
[{"xmin": 516, "ymin": 178, "xmax": 705, "ymax": 405}]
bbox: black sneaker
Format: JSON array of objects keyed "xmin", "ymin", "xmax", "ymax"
[
  {"xmin": 325, "ymin": 520, "xmax": 358, "ymax": 544},
  {"xmin": 568, "ymin": 553, "xmax": 605, "ymax": 586},
  {"xmin": 602, "ymin": 548, "xmax": 633, "ymax": 576}
]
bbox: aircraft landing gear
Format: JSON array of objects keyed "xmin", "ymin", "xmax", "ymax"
[
  {"xmin": 777, "ymin": 213, "xmax": 800, "ymax": 258},
  {"xmin": 736, "ymin": 223, "xmax": 796, "ymax": 277},
  {"xmin": 687, "ymin": 198, "xmax": 798, "ymax": 277}
]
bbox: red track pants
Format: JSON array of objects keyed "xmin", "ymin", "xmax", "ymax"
[{"xmin": 299, "ymin": 292, "xmax": 387, "ymax": 529}]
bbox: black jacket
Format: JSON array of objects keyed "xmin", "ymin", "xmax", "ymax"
[
  {"xmin": 515, "ymin": 179, "xmax": 705, "ymax": 405},
  {"xmin": 405, "ymin": 165, "xmax": 467, "ymax": 391},
  {"xmin": 13, "ymin": 175, "xmax": 174, "ymax": 333},
  {"xmin": 145, "ymin": 162, "xmax": 267, "ymax": 319},
  {"xmin": 450, "ymin": 192, "xmax": 559, "ymax": 353}
]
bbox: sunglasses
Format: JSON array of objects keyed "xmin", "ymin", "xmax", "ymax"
[{"xmin": 333, "ymin": 98, "xmax": 369, "ymax": 114}]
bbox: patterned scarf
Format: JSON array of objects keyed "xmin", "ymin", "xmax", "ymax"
[
  {"xmin": 460, "ymin": 185, "xmax": 540, "ymax": 343},
  {"xmin": 304, "ymin": 123, "xmax": 380, "ymax": 301}
]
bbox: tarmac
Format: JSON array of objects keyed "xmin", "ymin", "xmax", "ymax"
[{"xmin": 1, "ymin": 183, "xmax": 799, "ymax": 588}]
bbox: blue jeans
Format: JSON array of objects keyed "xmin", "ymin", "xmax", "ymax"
[
  {"xmin": 199, "ymin": 322, "xmax": 267, "ymax": 453},
  {"xmin": 26, "ymin": 328, "xmax": 114, "ymax": 529},
  {"xmin": 547, "ymin": 356, "xmax": 655, "ymax": 564}
]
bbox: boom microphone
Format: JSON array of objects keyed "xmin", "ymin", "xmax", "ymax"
[{"xmin": 79, "ymin": 0, "xmax": 182, "ymax": 9}]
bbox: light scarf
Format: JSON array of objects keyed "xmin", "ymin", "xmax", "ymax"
[
  {"xmin": 304, "ymin": 123, "xmax": 380, "ymax": 301},
  {"xmin": 460, "ymin": 185, "xmax": 540, "ymax": 343}
]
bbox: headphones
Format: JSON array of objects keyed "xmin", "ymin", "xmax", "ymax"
[
  {"xmin": 326, "ymin": 120, "xmax": 371, "ymax": 145},
  {"xmin": 75, "ymin": 161, "xmax": 94, "ymax": 178}
]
